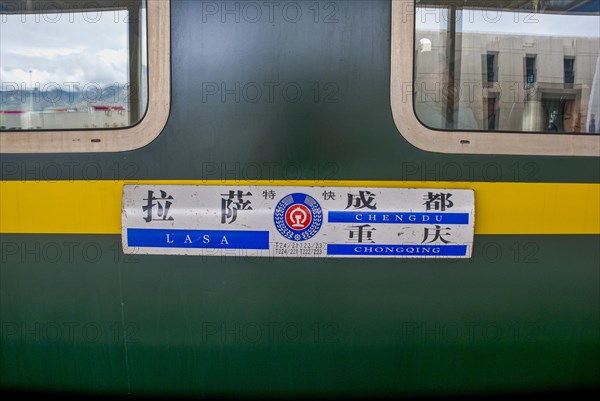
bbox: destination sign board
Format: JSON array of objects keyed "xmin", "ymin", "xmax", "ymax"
[{"xmin": 122, "ymin": 185, "xmax": 475, "ymax": 258}]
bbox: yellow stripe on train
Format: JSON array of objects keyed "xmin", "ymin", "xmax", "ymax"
[{"xmin": 0, "ymin": 180, "xmax": 599, "ymax": 235}]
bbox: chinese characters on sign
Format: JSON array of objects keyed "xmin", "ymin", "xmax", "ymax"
[
  {"xmin": 123, "ymin": 186, "xmax": 474, "ymax": 258},
  {"xmin": 221, "ymin": 190, "xmax": 253, "ymax": 224},
  {"xmin": 346, "ymin": 190, "xmax": 377, "ymax": 210},
  {"xmin": 143, "ymin": 190, "xmax": 174, "ymax": 222}
]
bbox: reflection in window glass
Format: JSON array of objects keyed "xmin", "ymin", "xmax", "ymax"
[
  {"xmin": 0, "ymin": 0, "xmax": 147, "ymax": 131},
  {"xmin": 414, "ymin": 1, "xmax": 600, "ymax": 134},
  {"xmin": 525, "ymin": 55, "xmax": 536, "ymax": 89},
  {"xmin": 564, "ymin": 57, "xmax": 576, "ymax": 89}
]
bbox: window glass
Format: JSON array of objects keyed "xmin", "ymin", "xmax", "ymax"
[
  {"xmin": 414, "ymin": 0, "xmax": 600, "ymax": 134},
  {"xmin": 0, "ymin": 0, "xmax": 147, "ymax": 131},
  {"xmin": 525, "ymin": 55, "xmax": 536, "ymax": 89}
]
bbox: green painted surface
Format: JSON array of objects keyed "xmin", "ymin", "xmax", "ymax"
[
  {"xmin": 0, "ymin": 0, "xmax": 599, "ymax": 396},
  {"xmin": 1, "ymin": 234, "xmax": 599, "ymax": 396},
  {"xmin": 0, "ymin": 0, "xmax": 598, "ymax": 183}
]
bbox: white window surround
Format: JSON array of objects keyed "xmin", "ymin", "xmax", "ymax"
[
  {"xmin": 0, "ymin": 0, "xmax": 170, "ymax": 153},
  {"xmin": 390, "ymin": 1, "xmax": 600, "ymax": 156}
]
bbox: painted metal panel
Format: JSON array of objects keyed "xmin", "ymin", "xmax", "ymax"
[{"xmin": 122, "ymin": 185, "xmax": 475, "ymax": 258}]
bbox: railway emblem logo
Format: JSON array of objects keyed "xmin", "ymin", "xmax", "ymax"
[{"xmin": 274, "ymin": 193, "xmax": 323, "ymax": 241}]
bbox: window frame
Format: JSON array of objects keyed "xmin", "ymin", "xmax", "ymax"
[
  {"xmin": 0, "ymin": 0, "xmax": 170, "ymax": 153},
  {"xmin": 524, "ymin": 55, "xmax": 537, "ymax": 89},
  {"xmin": 486, "ymin": 51, "xmax": 498, "ymax": 86},
  {"xmin": 564, "ymin": 56, "xmax": 576, "ymax": 89},
  {"xmin": 390, "ymin": 1, "xmax": 600, "ymax": 156}
]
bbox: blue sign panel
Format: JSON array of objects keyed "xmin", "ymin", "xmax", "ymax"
[
  {"xmin": 127, "ymin": 229, "xmax": 269, "ymax": 249},
  {"xmin": 328, "ymin": 212, "xmax": 469, "ymax": 225},
  {"xmin": 327, "ymin": 244, "xmax": 468, "ymax": 257}
]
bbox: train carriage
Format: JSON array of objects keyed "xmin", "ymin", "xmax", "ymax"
[{"xmin": 1, "ymin": 0, "xmax": 599, "ymax": 398}]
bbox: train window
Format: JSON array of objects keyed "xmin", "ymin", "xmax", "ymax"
[
  {"xmin": 0, "ymin": 0, "xmax": 170, "ymax": 153},
  {"xmin": 391, "ymin": 0, "xmax": 600, "ymax": 156}
]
